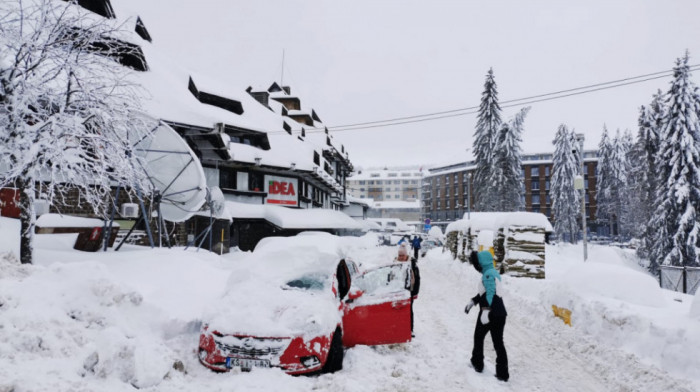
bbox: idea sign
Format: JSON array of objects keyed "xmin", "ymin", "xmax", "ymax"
[{"xmin": 264, "ymin": 175, "xmax": 298, "ymax": 207}]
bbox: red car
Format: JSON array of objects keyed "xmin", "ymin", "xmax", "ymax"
[{"xmin": 198, "ymin": 233, "xmax": 413, "ymax": 374}]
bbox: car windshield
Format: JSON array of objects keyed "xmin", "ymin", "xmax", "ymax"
[{"xmin": 284, "ymin": 274, "xmax": 327, "ymax": 291}]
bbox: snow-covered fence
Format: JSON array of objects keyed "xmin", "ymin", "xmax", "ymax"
[{"xmin": 659, "ymin": 266, "xmax": 700, "ymax": 295}]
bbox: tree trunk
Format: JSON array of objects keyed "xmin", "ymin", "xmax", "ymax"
[{"xmin": 18, "ymin": 177, "xmax": 35, "ymax": 264}]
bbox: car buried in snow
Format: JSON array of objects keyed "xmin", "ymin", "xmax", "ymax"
[{"xmin": 198, "ymin": 233, "xmax": 414, "ymax": 375}]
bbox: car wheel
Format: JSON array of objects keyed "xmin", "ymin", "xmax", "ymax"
[{"xmin": 322, "ymin": 329, "xmax": 344, "ymax": 373}]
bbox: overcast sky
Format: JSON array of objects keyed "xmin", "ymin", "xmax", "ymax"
[{"xmin": 123, "ymin": 0, "xmax": 700, "ymax": 169}]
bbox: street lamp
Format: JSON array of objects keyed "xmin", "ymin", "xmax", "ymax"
[{"xmin": 573, "ymin": 133, "xmax": 588, "ymax": 261}]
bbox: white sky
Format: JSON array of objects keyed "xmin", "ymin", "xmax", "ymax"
[{"xmin": 122, "ymin": 0, "xmax": 700, "ymax": 168}]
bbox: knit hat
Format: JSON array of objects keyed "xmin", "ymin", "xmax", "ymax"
[{"xmin": 398, "ymin": 244, "xmax": 408, "ymax": 256}]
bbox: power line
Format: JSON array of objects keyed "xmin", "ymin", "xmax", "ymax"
[{"xmin": 269, "ymin": 64, "xmax": 700, "ymax": 134}]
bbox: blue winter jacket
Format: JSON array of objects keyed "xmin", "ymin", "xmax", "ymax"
[
  {"xmin": 411, "ymin": 237, "xmax": 422, "ymax": 249},
  {"xmin": 477, "ymin": 251, "xmax": 501, "ymax": 306}
]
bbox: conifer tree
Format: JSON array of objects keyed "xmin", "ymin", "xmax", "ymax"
[
  {"xmin": 490, "ymin": 107, "xmax": 529, "ymax": 211},
  {"xmin": 636, "ymin": 91, "xmax": 664, "ymax": 269},
  {"xmin": 595, "ymin": 126, "xmax": 614, "ymax": 236},
  {"xmin": 650, "ymin": 53, "xmax": 700, "ymax": 267},
  {"xmin": 473, "ymin": 68, "xmax": 502, "ymax": 212},
  {"xmin": 551, "ymin": 124, "xmax": 580, "ymax": 243}
]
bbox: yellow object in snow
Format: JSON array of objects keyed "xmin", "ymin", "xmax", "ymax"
[
  {"xmin": 478, "ymin": 245, "xmax": 497, "ymax": 267},
  {"xmin": 552, "ymin": 305, "xmax": 572, "ymax": 326}
]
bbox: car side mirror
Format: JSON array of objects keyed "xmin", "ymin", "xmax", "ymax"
[{"xmin": 346, "ymin": 288, "xmax": 364, "ymax": 302}]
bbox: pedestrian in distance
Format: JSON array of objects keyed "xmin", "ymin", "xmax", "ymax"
[
  {"xmin": 395, "ymin": 244, "xmax": 420, "ymax": 338},
  {"xmin": 410, "ymin": 234, "xmax": 423, "ymax": 260},
  {"xmin": 464, "ymin": 250, "xmax": 509, "ymax": 382}
]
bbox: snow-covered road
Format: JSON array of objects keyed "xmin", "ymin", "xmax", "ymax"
[
  {"xmin": 300, "ymin": 249, "xmax": 695, "ymax": 392},
  {"xmin": 2, "ymin": 231, "xmax": 698, "ymax": 392}
]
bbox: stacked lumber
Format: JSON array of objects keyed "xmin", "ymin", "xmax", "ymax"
[{"xmin": 502, "ymin": 226, "xmax": 546, "ymax": 279}]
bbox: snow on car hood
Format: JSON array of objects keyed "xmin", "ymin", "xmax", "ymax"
[{"xmin": 204, "ymin": 234, "xmax": 355, "ymax": 339}]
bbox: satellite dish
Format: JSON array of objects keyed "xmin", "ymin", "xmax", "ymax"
[
  {"xmin": 131, "ymin": 114, "xmax": 207, "ymax": 222},
  {"xmin": 209, "ymin": 186, "xmax": 226, "ymax": 218}
]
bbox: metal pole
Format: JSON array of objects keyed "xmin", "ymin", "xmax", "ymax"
[
  {"xmin": 577, "ymin": 134, "xmax": 588, "ymax": 261},
  {"xmin": 467, "ymin": 173, "xmax": 471, "ymax": 220}
]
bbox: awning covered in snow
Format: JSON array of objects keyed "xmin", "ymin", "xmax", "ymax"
[{"xmin": 225, "ymin": 201, "xmax": 364, "ymax": 231}]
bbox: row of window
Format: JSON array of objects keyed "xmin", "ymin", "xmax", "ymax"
[
  {"xmin": 368, "ymin": 172, "xmax": 421, "ymax": 178},
  {"xmin": 354, "ymin": 180, "xmax": 419, "ymax": 185},
  {"xmin": 427, "ymin": 193, "xmax": 592, "ymax": 209}
]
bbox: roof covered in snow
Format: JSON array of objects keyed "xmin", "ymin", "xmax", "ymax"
[
  {"xmin": 225, "ymin": 201, "xmax": 364, "ymax": 230},
  {"xmin": 445, "ymin": 212, "xmax": 554, "ymax": 233}
]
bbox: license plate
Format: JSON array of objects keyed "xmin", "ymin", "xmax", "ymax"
[{"xmin": 226, "ymin": 357, "xmax": 270, "ymax": 370}]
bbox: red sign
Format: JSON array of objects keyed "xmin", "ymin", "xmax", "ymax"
[
  {"xmin": 264, "ymin": 175, "xmax": 299, "ymax": 207},
  {"xmin": 0, "ymin": 188, "xmax": 21, "ymax": 218}
]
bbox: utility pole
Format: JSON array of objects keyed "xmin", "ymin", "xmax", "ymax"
[{"xmin": 575, "ymin": 133, "xmax": 588, "ymax": 261}]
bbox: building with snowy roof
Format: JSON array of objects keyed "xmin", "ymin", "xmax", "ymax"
[
  {"xmin": 3, "ymin": 0, "xmax": 361, "ymax": 253},
  {"xmin": 421, "ymin": 151, "xmax": 601, "ymax": 236}
]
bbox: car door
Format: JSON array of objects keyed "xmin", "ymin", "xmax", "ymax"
[{"xmin": 341, "ymin": 263, "xmax": 412, "ymax": 347}]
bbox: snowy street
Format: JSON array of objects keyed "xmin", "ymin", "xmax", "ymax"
[{"xmin": 1, "ymin": 226, "xmax": 698, "ymax": 392}]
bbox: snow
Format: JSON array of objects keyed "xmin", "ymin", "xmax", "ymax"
[
  {"xmin": 692, "ymin": 290, "xmax": 700, "ymax": 319},
  {"xmin": 1, "ymin": 216, "xmax": 699, "ymax": 391},
  {"xmin": 224, "ymin": 201, "xmax": 364, "ymax": 230},
  {"xmin": 372, "ymin": 200, "xmax": 420, "ymax": 209},
  {"xmin": 36, "ymin": 213, "xmax": 108, "ymax": 228},
  {"xmin": 446, "ymin": 211, "xmax": 554, "ymax": 233}
]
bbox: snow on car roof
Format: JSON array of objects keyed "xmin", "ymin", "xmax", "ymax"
[{"xmin": 205, "ymin": 233, "xmax": 357, "ymax": 338}]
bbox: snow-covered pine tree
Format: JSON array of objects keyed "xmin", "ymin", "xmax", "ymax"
[
  {"xmin": 608, "ymin": 129, "xmax": 632, "ymax": 239},
  {"xmin": 636, "ymin": 91, "xmax": 664, "ymax": 269},
  {"xmin": 595, "ymin": 126, "xmax": 614, "ymax": 236},
  {"xmin": 472, "ymin": 68, "xmax": 502, "ymax": 212},
  {"xmin": 650, "ymin": 53, "xmax": 700, "ymax": 267},
  {"xmin": 0, "ymin": 0, "xmax": 153, "ymax": 264},
  {"xmin": 490, "ymin": 107, "xmax": 530, "ymax": 211},
  {"xmin": 551, "ymin": 124, "xmax": 581, "ymax": 243}
]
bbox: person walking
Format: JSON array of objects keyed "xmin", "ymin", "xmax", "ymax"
[
  {"xmin": 410, "ymin": 235, "xmax": 423, "ymax": 260},
  {"xmin": 395, "ymin": 244, "xmax": 420, "ymax": 338},
  {"xmin": 464, "ymin": 250, "xmax": 509, "ymax": 382}
]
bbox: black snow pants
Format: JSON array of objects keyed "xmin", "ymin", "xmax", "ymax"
[{"xmin": 471, "ymin": 312, "xmax": 509, "ymax": 380}]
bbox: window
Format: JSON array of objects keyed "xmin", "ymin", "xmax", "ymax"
[
  {"xmin": 369, "ymin": 180, "xmax": 374, "ymax": 185},
  {"xmin": 546, "ymin": 194, "xmax": 551, "ymax": 204},
  {"xmin": 532, "ymin": 194, "xmax": 540, "ymax": 205},
  {"xmin": 521, "ymin": 168, "xmax": 525, "ymax": 178},
  {"xmin": 387, "ymin": 195, "xmax": 392, "ymax": 199},
  {"xmin": 454, "ymin": 187, "xmax": 458, "ymax": 196},
  {"xmin": 585, "ymin": 194, "xmax": 590, "ymax": 204},
  {"xmin": 532, "ymin": 206, "xmax": 541, "ymax": 213},
  {"xmin": 446, "ymin": 199, "xmax": 450, "ymax": 208},
  {"xmin": 436, "ymin": 177, "xmax": 441, "ymax": 186},
  {"xmin": 360, "ymin": 188, "xmax": 365, "ymax": 192},
  {"xmin": 445, "ymin": 175, "xmax": 449, "ymax": 183},
  {"xmin": 454, "ymin": 175, "xmax": 458, "ymax": 184},
  {"xmin": 394, "ymin": 180, "xmax": 400, "ymax": 184},
  {"xmin": 545, "ymin": 166, "xmax": 551, "ymax": 176},
  {"xmin": 531, "ymin": 167, "xmax": 539, "ymax": 177},
  {"xmin": 371, "ymin": 173, "xmax": 380, "ymax": 178},
  {"xmin": 388, "ymin": 173, "xmax": 397, "ymax": 177},
  {"xmin": 359, "ymin": 180, "xmax": 366, "ymax": 185},
  {"xmin": 219, "ymin": 170, "xmax": 236, "ymax": 190},
  {"xmin": 531, "ymin": 181, "xmax": 539, "ymax": 191},
  {"xmin": 545, "ymin": 180, "xmax": 550, "ymax": 191},
  {"xmin": 249, "ymin": 172, "xmax": 264, "ymax": 192},
  {"xmin": 437, "ymin": 200, "xmax": 441, "ymax": 210},
  {"xmin": 403, "ymin": 180, "xmax": 409, "ymax": 184},
  {"xmin": 411, "ymin": 180, "xmax": 417, "ymax": 184},
  {"xmin": 585, "ymin": 179, "xmax": 589, "ymax": 189},
  {"xmin": 402, "ymin": 173, "xmax": 411, "ymax": 177}
]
